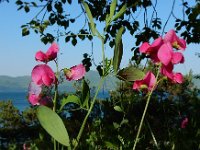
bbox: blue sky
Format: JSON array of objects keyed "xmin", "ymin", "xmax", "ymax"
[{"xmin": 0, "ymin": 0, "xmax": 199, "ymax": 77}]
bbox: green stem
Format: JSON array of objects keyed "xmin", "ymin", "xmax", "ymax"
[
  {"xmin": 52, "ymin": 61, "xmax": 59, "ymax": 150},
  {"xmin": 133, "ymin": 66, "xmax": 161, "ymax": 150},
  {"xmin": 73, "ymin": 77, "xmax": 105, "ymax": 150},
  {"xmin": 101, "ymin": 37, "xmax": 106, "ymax": 76},
  {"xmin": 146, "ymin": 119, "xmax": 159, "ymax": 149},
  {"xmin": 53, "ymin": 60, "xmax": 59, "ymax": 112}
]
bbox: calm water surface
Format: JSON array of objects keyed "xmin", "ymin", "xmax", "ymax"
[
  {"xmin": 0, "ymin": 92, "xmax": 29, "ymax": 111},
  {"xmin": 0, "ymin": 91, "xmax": 110, "ymax": 111}
]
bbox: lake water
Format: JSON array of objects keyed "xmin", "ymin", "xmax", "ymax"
[
  {"xmin": 0, "ymin": 91, "xmax": 110, "ymax": 111},
  {"xmin": 0, "ymin": 92, "xmax": 29, "ymax": 111}
]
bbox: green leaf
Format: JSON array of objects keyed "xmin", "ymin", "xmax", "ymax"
[
  {"xmin": 16, "ymin": 0, "xmax": 23, "ymax": 5},
  {"xmin": 117, "ymin": 66, "xmax": 145, "ymax": 81},
  {"xmin": 114, "ymin": 105, "xmax": 123, "ymax": 112},
  {"xmin": 81, "ymin": 79, "xmax": 90, "ymax": 109},
  {"xmin": 24, "ymin": 5, "xmax": 30, "ymax": 13},
  {"xmin": 67, "ymin": 0, "xmax": 72, "ymax": 4},
  {"xmin": 72, "ymin": 38, "xmax": 77, "ymax": 46},
  {"xmin": 109, "ymin": 0, "xmax": 117, "ymax": 23},
  {"xmin": 112, "ymin": 4, "xmax": 127, "ymax": 21},
  {"xmin": 113, "ymin": 122, "xmax": 120, "ymax": 129},
  {"xmin": 104, "ymin": 141, "xmax": 118, "ymax": 149},
  {"xmin": 31, "ymin": 2, "xmax": 37, "ymax": 7},
  {"xmin": 121, "ymin": 119, "xmax": 129, "ymax": 125},
  {"xmin": 37, "ymin": 106, "xmax": 70, "ymax": 146},
  {"xmin": 60, "ymin": 95, "xmax": 81, "ymax": 111},
  {"xmin": 82, "ymin": 1, "xmax": 96, "ymax": 36},
  {"xmin": 22, "ymin": 28, "xmax": 30, "ymax": 36},
  {"xmin": 113, "ymin": 27, "xmax": 124, "ymax": 73}
]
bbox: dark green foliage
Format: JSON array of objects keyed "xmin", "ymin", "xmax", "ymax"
[
  {"xmin": 82, "ymin": 53, "xmax": 92, "ymax": 72},
  {"xmin": 15, "ymin": 0, "xmax": 200, "ymax": 61},
  {"xmin": 0, "ymin": 101, "xmax": 50, "ymax": 149},
  {"xmin": 0, "ymin": 74, "xmax": 200, "ymax": 149}
]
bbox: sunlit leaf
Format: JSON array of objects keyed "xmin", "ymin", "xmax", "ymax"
[
  {"xmin": 117, "ymin": 66, "xmax": 145, "ymax": 81},
  {"xmin": 82, "ymin": 1, "xmax": 96, "ymax": 36},
  {"xmin": 114, "ymin": 105, "xmax": 123, "ymax": 112},
  {"xmin": 113, "ymin": 27, "xmax": 124, "ymax": 73},
  {"xmin": 112, "ymin": 4, "xmax": 127, "ymax": 21},
  {"xmin": 104, "ymin": 141, "xmax": 118, "ymax": 149},
  {"xmin": 82, "ymin": 79, "xmax": 90, "ymax": 109},
  {"xmin": 108, "ymin": 0, "xmax": 117, "ymax": 24},
  {"xmin": 37, "ymin": 106, "xmax": 70, "ymax": 146},
  {"xmin": 59, "ymin": 95, "xmax": 81, "ymax": 111}
]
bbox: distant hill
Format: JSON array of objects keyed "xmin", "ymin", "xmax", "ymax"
[
  {"xmin": 1, "ymin": 72, "xmax": 200, "ymax": 93},
  {"xmin": 0, "ymin": 76, "xmax": 31, "ymax": 92},
  {"xmin": 0, "ymin": 71, "xmax": 118, "ymax": 92}
]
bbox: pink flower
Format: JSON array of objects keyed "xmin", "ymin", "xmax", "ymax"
[
  {"xmin": 173, "ymin": 73, "xmax": 183, "ymax": 84},
  {"xmin": 133, "ymin": 71, "xmax": 156, "ymax": 92},
  {"xmin": 31, "ymin": 64, "xmax": 55, "ymax": 86},
  {"xmin": 28, "ymin": 82, "xmax": 42, "ymax": 105},
  {"xmin": 64, "ymin": 64, "xmax": 86, "ymax": 81},
  {"xmin": 23, "ymin": 143, "xmax": 31, "ymax": 150},
  {"xmin": 28, "ymin": 94, "xmax": 41, "ymax": 105},
  {"xmin": 35, "ymin": 43, "xmax": 59, "ymax": 63},
  {"xmin": 157, "ymin": 43, "xmax": 184, "ymax": 66},
  {"xmin": 39, "ymin": 96, "xmax": 53, "ymax": 107},
  {"xmin": 139, "ymin": 37, "xmax": 163, "ymax": 63},
  {"xmin": 161, "ymin": 64, "xmax": 184, "ymax": 84},
  {"xmin": 181, "ymin": 117, "xmax": 189, "ymax": 129},
  {"xmin": 28, "ymin": 82, "xmax": 53, "ymax": 106},
  {"xmin": 28, "ymin": 82, "xmax": 42, "ymax": 96},
  {"xmin": 164, "ymin": 29, "xmax": 186, "ymax": 50}
]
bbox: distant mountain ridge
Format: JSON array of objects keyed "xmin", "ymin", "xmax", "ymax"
[{"xmin": 0, "ymin": 71, "xmax": 118, "ymax": 92}]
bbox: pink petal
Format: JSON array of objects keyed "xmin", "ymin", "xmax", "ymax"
[
  {"xmin": 28, "ymin": 94, "xmax": 40, "ymax": 105},
  {"xmin": 133, "ymin": 80, "xmax": 142, "ymax": 90},
  {"xmin": 157, "ymin": 43, "xmax": 173, "ymax": 65},
  {"xmin": 133, "ymin": 71, "xmax": 156, "ymax": 91},
  {"xmin": 172, "ymin": 52, "xmax": 184, "ymax": 64},
  {"xmin": 181, "ymin": 117, "xmax": 188, "ymax": 128},
  {"xmin": 28, "ymin": 82, "xmax": 42, "ymax": 96},
  {"xmin": 31, "ymin": 65, "xmax": 43, "ymax": 85},
  {"xmin": 164, "ymin": 29, "xmax": 176, "ymax": 44},
  {"xmin": 160, "ymin": 63, "xmax": 174, "ymax": 79},
  {"xmin": 151, "ymin": 37, "xmax": 163, "ymax": 49},
  {"xmin": 46, "ymin": 43, "xmax": 59, "ymax": 61},
  {"xmin": 35, "ymin": 51, "xmax": 47, "ymax": 62},
  {"xmin": 150, "ymin": 51, "xmax": 160, "ymax": 63},
  {"xmin": 39, "ymin": 97, "xmax": 53, "ymax": 107},
  {"xmin": 139, "ymin": 42, "xmax": 151, "ymax": 53},
  {"xmin": 31, "ymin": 64, "xmax": 55, "ymax": 86},
  {"xmin": 66, "ymin": 64, "xmax": 86, "ymax": 81},
  {"xmin": 143, "ymin": 71, "xmax": 156, "ymax": 90},
  {"xmin": 173, "ymin": 73, "xmax": 183, "ymax": 84},
  {"xmin": 42, "ymin": 74, "xmax": 53, "ymax": 86},
  {"xmin": 177, "ymin": 38, "xmax": 186, "ymax": 50}
]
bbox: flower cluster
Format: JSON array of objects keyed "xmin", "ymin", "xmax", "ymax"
[
  {"xmin": 133, "ymin": 30, "xmax": 186, "ymax": 91},
  {"xmin": 28, "ymin": 43, "xmax": 86, "ymax": 106}
]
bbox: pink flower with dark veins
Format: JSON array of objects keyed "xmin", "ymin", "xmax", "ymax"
[
  {"xmin": 133, "ymin": 71, "xmax": 156, "ymax": 92},
  {"xmin": 65, "ymin": 64, "xmax": 86, "ymax": 81},
  {"xmin": 31, "ymin": 64, "xmax": 55, "ymax": 86},
  {"xmin": 35, "ymin": 43, "xmax": 59, "ymax": 63}
]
